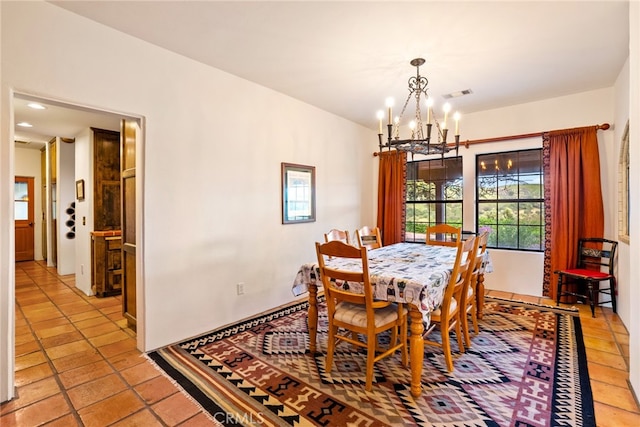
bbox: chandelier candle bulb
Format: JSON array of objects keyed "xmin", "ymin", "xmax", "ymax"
[
  {"xmin": 426, "ymin": 98, "xmax": 434, "ymax": 124},
  {"xmin": 385, "ymin": 97, "xmax": 394, "ymax": 125},
  {"xmin": 442, "ymin": 103, "xmax": 451, "ymax": 130},
  {"xmin": 454, "ymin": 112, "xmax": 460, "ymax": 135},
  {"xmin": 377, "ymin": 110, "xmax": 384, "ymax": 134}
]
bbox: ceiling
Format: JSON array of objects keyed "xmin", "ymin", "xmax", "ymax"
[{"xmin": 16, "ymin": 1, "xmax": 629, "ymax": 148}]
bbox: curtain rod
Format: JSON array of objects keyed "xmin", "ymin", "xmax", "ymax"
[{"xmin": 373, "ymin": 123, "xmax": 610, "ymax": 156}]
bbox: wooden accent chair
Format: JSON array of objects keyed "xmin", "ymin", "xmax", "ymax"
[
  {"xmin": 355, "ymin": 226, "xmax": 382, "ymax": 250},
  {"xmin": 555, "ymin": 238, "xmax": 618, "ymax": 317},
  {"xmin": 315, "ymin": 240, "xmax": 407, "ymax": 391},
  {"xmin": 426, "ymin": 224, "xmax": 461, "ymax": 247},
  {"xmin": 423, "ymin": 235, "xmax": 476, "ymax": 372},
  {"xmin": 460, "ymin": 231, "xmax": 488, "ymax": 349},
  {"xmin": 324, "ymin": 229, "xmax": 351, "ymax": 245}
]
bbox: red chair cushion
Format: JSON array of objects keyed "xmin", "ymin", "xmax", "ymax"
[{"xmin": 559, "ymin": 268, "xmax": 612, "ymax": 280}]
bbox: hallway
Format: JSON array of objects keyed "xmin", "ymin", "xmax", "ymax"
[{"xmin": 1, "ymin": 260, "xmax": 639, "ymax": 426}]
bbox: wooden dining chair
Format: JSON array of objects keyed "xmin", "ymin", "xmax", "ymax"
[
  {"xmin": 555, "ymin": 237, "xmax": 618, "ymax": 317},
  {"xmin": 315, "ymin": 240, "xmax": 407, "ymax": 391},
  {"xmin": 324, "ymin": 229, "xmax": 351, "ymax": 245},
  {"xmin": 355, "ymin": 226, "xmax": 382, "ymax": 250},
  {"xmin": 426, "ymin": 224, "xmax": 461, "ymax": 247},
  {"xmin": 460, "ymin": 231, "xmax": 488, "ymax": 349},
  {"xmin": 423, "ymin": 235, "xmax": 476, "ymax": 372}
]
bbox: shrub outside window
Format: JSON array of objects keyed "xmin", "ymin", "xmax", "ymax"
[
  {"xmin": 476, "ymin": 149, "xmax": 544, "ymax": 251},
  {"xmin": 406, "ymin": 157, "xmax": 463, "ymax": 243}
]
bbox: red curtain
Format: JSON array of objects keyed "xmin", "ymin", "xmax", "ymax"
[
  {"xmin": 376, "ymin": 151, "xmax": 406, "ymax": 245},
  {"xmin": 544, "ymin": 126, "xmax": 604, "ymax": 300}
]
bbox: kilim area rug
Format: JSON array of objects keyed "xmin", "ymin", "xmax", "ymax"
[{"xmin": 147, "ymin": 296, "xmax": 595, "ymax": 427}]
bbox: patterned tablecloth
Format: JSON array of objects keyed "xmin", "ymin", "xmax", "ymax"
[{"xmin": 292, "ymin": 242, "xmax": 492, "ymax": 325}]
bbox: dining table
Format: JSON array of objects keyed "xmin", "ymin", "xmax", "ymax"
[{"xmin": 292, "ymin": 241, "xmax": 492, "ymax": 398}]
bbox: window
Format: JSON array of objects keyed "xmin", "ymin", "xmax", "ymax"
[
  {"xmin": 405, "ymin": 157, "xmax": 463, "ymax": 243},
  {"xmin": 618, "ymin": 121, "xmax": 629, "ymax": 244},
  {"xmin": 476, "ymin": 149, "xmax": 544, "ymax": 251}
]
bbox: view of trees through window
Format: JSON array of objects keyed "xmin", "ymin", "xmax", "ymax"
[
  {"xmin": 405, "ymin": 157, "xmax": 463, "ymax": 243},
  {"xmin": 476, "ymin": 149, "xmax": 544, "ymax": 251}
]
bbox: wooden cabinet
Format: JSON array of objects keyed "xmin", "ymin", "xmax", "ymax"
[{"xmin": 91, "ymin": 230, "xmax": 122, "ymax": 297}]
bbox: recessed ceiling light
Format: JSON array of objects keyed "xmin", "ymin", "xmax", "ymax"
[
  {"xmin": 17, "ymin": 122, "xmax": 33, "ymax": 128},
  {"xmin": 27, "ymin": 102, "xmax": 46, "ymax": 110}
]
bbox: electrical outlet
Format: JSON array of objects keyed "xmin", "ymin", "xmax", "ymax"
[{"xmin": 237, "ymin": 282, "xmax": 245, "ymax": 295}]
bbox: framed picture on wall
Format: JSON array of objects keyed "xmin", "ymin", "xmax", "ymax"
[
  {"xmin": 76, "ymin": 179, "xmax": 85, "ymax": 201},
  {"xmin": 281, "ymin": 163, "xmax": 315, "ymax": 224}
]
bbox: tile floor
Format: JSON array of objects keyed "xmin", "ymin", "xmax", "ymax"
[{"xmin": 1, "ymin": 261, "xmax": 639, "ymax": 426}]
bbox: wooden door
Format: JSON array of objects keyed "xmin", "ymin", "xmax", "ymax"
[
  {"xmin": 121, "ymin": 119, "xmax": 137, "ymax": 329},
  {"xmin": 15, "ymin": 176, "xmax": 35, "ymax": 261}
]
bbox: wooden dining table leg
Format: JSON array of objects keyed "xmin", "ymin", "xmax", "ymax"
[
  {"xmin": 408, "ymin": 305, "xmax": 424, "ymax": 397},
  {"xmin": 476, "ymin": 272, "xmax": 485, "ymax": 319},
  {"xmin": 308, "ymin": 283, "xmax": 318, "ymax": 354}
]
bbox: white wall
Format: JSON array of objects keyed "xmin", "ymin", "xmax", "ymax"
[
  {"xmin": 627, "ymin": 0, "xmax": 640, "ymax": 399},
  {"xmin": 56, "ymin": 137, "xmax": 75, "ymax": 275},
  {"xmin": 14, "ymin": 147, "xmax": 43, "ymax": 261},
  {"xmin": 74, "ymin": 128, "xmax": 92, "ymax": 295}
]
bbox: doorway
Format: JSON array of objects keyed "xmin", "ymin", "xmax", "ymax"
[
  {"xmin": 10, "ymin": 93, "xmax": 145, "ymax": 381},
  {"xmin": 14, "ymin": 177, "xmax": 35, "ymax": 262}
]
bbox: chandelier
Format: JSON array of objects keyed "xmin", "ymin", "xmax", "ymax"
[{"xmin": 377, "ymin": 58, "xmax": 461, "ymax": 160}]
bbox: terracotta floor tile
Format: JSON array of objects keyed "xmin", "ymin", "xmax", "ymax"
[
  {"xmin": 68, "ymin": 309, "xmax": 104, "ymax": 323},
  {"xmin": 74, "ymin": 315, "xmax": 111, "ymax": 329},
  {"xmin": 177, "ymin": 412, "xmax": 219, "ymax": 426},
  {"xmin": 35, "ymin": 323, "xmax": 78, "ymax": 340},
  {"xmin": 88, "ymin": 330, "xmax": 131, "ymax": 348},
  {"xmin": 58, "ymin": 360, "xmax": 114, "ymax": 389},
  {"xmin": 591, "ymin": 380, "xmax": 640, "ymax": 413},
  {"xmin": 80, "ymin": 321, "xmax": 121, "ymax": 338},
  {"xmin": 51, "ymin": 349, "xmax": 104, "ymax": 373},
  {"xmin": 0, "ymin": 377, "xmax": 60, "ymax": 415},
  {"xmin": 134, "ymin": 375, "xmax": 178, "ymax": 404},
  {"xmin": 15, "ymin": 351, "xmax": 48, "ymax": 371},
  {"xmin": 15, "ymin": 341, "xmax": 41, "ymax": 357},
  {"xmin": 107, "ymin": 349, "xmax": 146, "ymax": 371},
  {"xmin": 110, "ymin": 408, "xmax": 164, "ymax": 426},
  {"xmin": 0, "ymin": 394, "xmax": 70, "ymax": 427},
  {"xmin": 151, "ymin": 392, "xmax": 201, "ymax": 425},
  {"xmin": 14, "ymin": 363, "xmax": 54, "ymax": 387},
  {"xmin": 97, "ymin": 337, "xmax": 138, "ymax": 358},
  {"xmin": 30, "ymin": 317, "xmax": 72, "ymax": 332},
  {"xmin": 77, "ymin": 390, "xmax": 145, "ymax": 427},
  {"xmin": 67, "ymin": 374, "xmax": 128, "ymax": 410},
  {"xmin": 40, "ymin": 331, "xmax": 86, "ymax": 349},
  {"xmin": 56, "ymin": 301, "xmax": 94, "ymax": 316},
  {"xmin": 594, "ymin": 402, "xmax": 640, "ymax": 427},
  {"xmin": 121, "ymin": 361, "xmax": 161, "ymax": 387},
  {"xmin": 584, "ymin": 347, "xmax": 627, "ymax": 370},
  {"xmin": 587, "ymin": 362, "xmax": 630, "ymax": 388},
  {"xmin": 42, "ymin": 413, "xmax": 80, "ymax": 426},
  {"xmin": 45, "ymin": 340, "xmax": 95, "ymax": 360},
  {"xmin": 583, "ymin": 335, "xmax": 620, "ymax": 355}
]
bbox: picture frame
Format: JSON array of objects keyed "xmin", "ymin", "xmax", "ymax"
[
  {"xmin": 281, "ymin": 163, "xmax": 315, "ymax": 224},
  {"xmin": 76, "ymin": 179, "xmax": 85, "ymax": 201}
]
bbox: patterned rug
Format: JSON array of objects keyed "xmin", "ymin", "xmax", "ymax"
[{"xmin": 147, "ymin": 296, "xmax": 595, "ymax": 426}]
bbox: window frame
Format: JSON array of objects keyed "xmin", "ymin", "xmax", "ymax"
[
  {"xmin": 475, "ymin": 148, "xmax": 544, "ymax": 252},
  {"xmin": 405, "ymin": 156, "xmax": 463, "ymax": 243}
]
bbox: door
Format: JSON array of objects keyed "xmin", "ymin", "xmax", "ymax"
[
  {"xmin": 15, "ymin": 177, "xmax": 35, "ymax": 261},
  {"xmin": 121, "ymin": 119, "xmax": 137, "ymax": 329}
]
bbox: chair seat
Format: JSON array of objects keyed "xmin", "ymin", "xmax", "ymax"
[
  {"xmin": 335, "ymin": 301, "xmax": 406, "ymax": 328},
  {"xmin": 559, "ymin": 268, "xmax": 612, "ymax": 280},
  {"xmin": 431, "ymin": 298, "xmax": 457, "ymax": 317}
]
